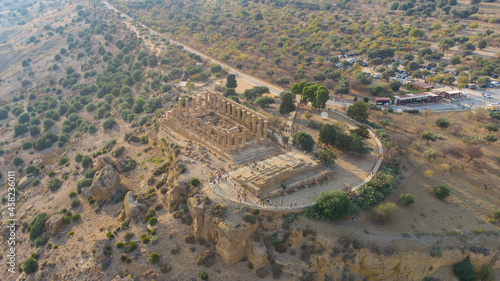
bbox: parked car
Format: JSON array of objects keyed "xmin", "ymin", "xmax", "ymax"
[
  {"xmin": 482, "ymin": 93, "xmax": 493, "ymax": 99},
  {"xmin": 490, "ymin": 74, "xmax": 498, "ymax": 79},
  {"xmin": 373, "ymin": 73, "xmax": 381, "ymax": 79}
]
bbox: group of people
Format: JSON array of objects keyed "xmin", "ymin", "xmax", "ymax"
[{"xmin": 208, "ymin": 171, "xmax": 228, "ymax": 191}]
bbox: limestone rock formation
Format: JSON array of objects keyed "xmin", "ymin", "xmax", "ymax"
[
  {"xmin": 187, "ymin": 198, "xmax": 265, "ymax": 268},
  {"xmin": 89, "ymin": 164, "xmax": 120, "ymax": 200},
  {"xmin": 45, "ymin": 214, "xmax": 64, "ymax": 236},
  {"xmin": 166, "ymin": 181, "xmax": 189, "ymax": 209},
  {"xmin": 123, "ymin": 191, "xmax": 142, "ymax": 222},
  {"xmin": 18, "ymin": 175, "xmax": 35, "ymax": 189}
]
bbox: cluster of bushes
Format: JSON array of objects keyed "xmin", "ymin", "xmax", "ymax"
[
  {"xmin": 319, "ymin": 124, "xmax": 372, "ymax": 154},
  {"xmin": 347, "ymin": 167, "xmax": 399, "ymax": 210}
]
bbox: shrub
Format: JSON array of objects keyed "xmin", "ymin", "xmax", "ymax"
[
  {"xmin": 70, "ymin": 198, "xmax": 80, "ymax": 208},
  {"xmin": 69, "ymin": 192, "xmax": 77, "ymax": 198},
  {"xmin": 400, "ymin": 193, "xmax": 415, "ymax": 206},
  {"xmin": 478, "ymin": 263, "xmax": 496, "ymax": 281},
  {"xmin": 149, "ymin": 252, "xmax": 160, "ymax": 263},
  {"xmin": 305, "ymin": 190, "xmax": 358, "ymax": 221},
  {"xmin": 429, "ymin": 245, "xmax": 443, "ymax": 257},
  {"xmin": 211, "ymin": 204, "xmax": 227, "ymax": 218},
  {"xmin": 170, "ymin": 245, "xmax": 179, "ymax": 255},
  {"xmin": 112, "ymin": 146, "xmax": 125, "ymax": 157},
  {"xmin": 161, "ymin": 264, "xmax": 172, "ymax": 274},
  {"xmin": 183, "ymin": 234, "xmax": 195, "ymax": 244},
  {"xmin": 124, "ymin": 231, "xmax": 134, "ymax": 241},
  {"xmin": 271, "ymin": 264, "xmax": 283, "ymax": 279},
  {"xmin": 13, "ymin": 157, "xmax": 24, "ymax": 166},
  {"xmin": 434, "ymin": 185, "xmax": 450, "ymax": 200},
  {"xmin": 141, "ymin": 235, "xmax": 150, "ymax": 244},
  {"xmin": 242, "ymin": 213, "xmax": 257, "ymax": 224},
  {"xmin": 196, "ymin": 250, "xmax": 215, "ymax": 267},
  {"xmin": 256, "ymin": 267, "xmax": 269, "ymax": 278},
  {"xmin": 29, "ymin": 212, "xmax": 49, "ymax": 240},
  {"xmin": 124, "ymin": 242, "xmax": 137, "ymax": 253},
  {"xmin": 74, "ymin": 153, "xmax": 83, "ymax": 162},
  {"xmin": 200, "ymin": 272, "xmax": 209, "ymax": 280},
  {"xmin": 484, "ymin": 134, "xmax": 498, "ymax": 143},
  {"xmin": 190, "ymin": 178, "xmax": 200, "ymax": 187},
  {"xmin": 453, "ymin": 257, "xmax": 477, "ymax": 281},
  {"xmin": 67, "ymin": 231, "xmax": 74, "ymax": 237},
  {"xmin": 148, "ymin": 217, "xmax": 158, "ymax": 226},
  {"xmin": 491, "ymin": 209, "xmax": 500, "ymax": 221},
  {"xmin": 34, "ymin": 234, "xmax": 48, "ymax": 247},
  {"xmin": 22, "ymin": 141, "xmax": 33, "ymax": 150},
  {"xmin": 116, "ymin": 242, "xmax": 124, "ymax": 248},
  {"xmin": 71, "ymin": 214, "xmax": 80, "ymax": 221},
  {"xmin": 31, "ymin": 178, "xmax": 41, "ymax": 186},
  {"xmin": 58, "ymin": 157, "xmax": 70, "ymax": 166},
  {"xmin": 485, "ymin": 123, "xmax": 499, "ymax": 132},
  {"xmin": 22, "ymin": 257, "xmax": 38, "ymax": 274},
  {"xmin": 373, "ymin": 202, "xmax": 398, "ymax": 222},
  {"xmin": 106, "ymin": 232, "xmax": 115, "ymax": 240},
  {"xmin": 48, "ymin": 178, "xmax": 63, "ymax": 192},
  {"xmin": 81, "ymin": 155, "xmax": 93, "ymax": 168}
]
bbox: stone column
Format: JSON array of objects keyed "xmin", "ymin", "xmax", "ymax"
[
  {"xmin": 242, "ymin": 129, "xmax": 247, "ymax": 145},
  {"xmin": 234, "ymin": 131, "xmax": 239, "ymax": 149},
  {"xmin": 252, "ymin": 115, "xmax": 257, "ymax": 134},
  {"xmin": 246, "ymin": 112, "xmax": 251, "ymax": 129},
  {"xmin": 204, "ymin": 92, "xmax": 208, "ymax": 108},
  {"xmin": 232, "ymin": 104, "xmax": 236, "ymax": 120},
  {"xmin": 226, "ymin": 132, "xmax": 231, "ymax": 150},
  {"xmin": 242, "ymin": 110, "xmax": 247, "ymax": 127},
  {"xmin": 263, "ymin": 120, "xmax": 268, "ymax": 139},
  {"xmin": 217, "ymin": 129, "xmax": 221, "ymax": 145},
  {"xmin": 256, "ymin": 119, "xmax": 262, "ymax": 139}
]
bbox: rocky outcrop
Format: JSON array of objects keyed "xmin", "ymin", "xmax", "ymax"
[
  {"xmin": 123, "ymin": 191, "xmax": 142, "ymax": 222},
  {"xmin": 187, "ymin": 197, "xmax": 265, "ymax": 269},
  {"xmin": 166, "ymin": 181, "xmax": 189, "ymax": 209},
  {"xmin": 18, "ymin": 175, "xmax": 35, "ymax": 189},
  {"xmin": 45, "ymin": 214, "xmax": 64, "ymax": 236},
  {"xmin": 89, "ymin": 164, "xmax": 120, "ymax": 200},
  {"xmin": 247, "ymin": 240, "xmax": 269, "ymax": 270}
]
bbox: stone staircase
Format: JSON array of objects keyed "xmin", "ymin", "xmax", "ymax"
[
  {"xmin": 232, "ymin": 143, "xmax": 282, "ymax": 165},
  {"xmin": 212, "ymin": 175, "xmax": 262, "ymax": 208}
]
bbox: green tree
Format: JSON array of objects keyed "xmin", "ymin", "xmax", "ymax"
[
  {"xmin": 254, "ymin": 96, "xmax": 275, "ymax": 108},
  {"xmin": 373, "ymin": 202, "xmax": 398, "ymax": 222},
  {"xmin": 469, "ymin": 22, "xmax": 479, "ymax": 30},
  {"xmin": 226, "ymin": 74, "xmax": 237, "ymax": 88},
  {"xmin": 279, "ymin": 91, "xmax": 296, "ymax": 115},
  {"xmin": 421, "ymin": 131, "xmax": 437, "ymax": 144},
  {"xmin": 309, "ymin": 191, "xmax": 358, "ymax": 221},
  {"xmin": 334, "ymin": 77, "xmax": 350, "ymax": 97},
  {"xmin": 292, "ymin": 131, "xmax": 315, "ymax": 152},
  {"xmin": 400, "ymin": 193, "xmax": 415, "ymax": 206},
  {"xmin": 347, "ymin": 101, "xmax": 368, "ymax": 121},
  {"xmin": 369, "ymin": 84, "xmax": 385, "ymax": 96},
  {"xmin": 434, "ymin": 185, "xmax": 450, "ymax": 200},
  {"xmin": 453, "ymin": 258, "xmax": 477, "ymax": 281},
  {"xmin": 438, "ymin": 38, "xmax": 455, "ymax": 52},
  {"xmin": 23, "ymin": 257, "xmax": 39, "ymax": 274},
  {"xmin": 81, "ymin": 155, "xmax": 93, "ymax": 168},
  {"xmin": 318, "ymin": 149, "xmax": 336, "ymax": 166},
  {"xmin": 478, "ymin": 264, "xmax": 496, "ymax": 281},
  {"xmin": 476, "ymin": 76, "xmax": 491, "ymax": 87},
  {"xmin": 276, "ymin": 76, "xmax": 291, "ymax": 86},
  {"xmin": 450, "ymin": 56, "xmax": 461, "ymax": 65},
  {"xmin": 477, "ymin": 39, "xmax": 487, "ymax": 50},
  {"xmin": 435, "ymin": 118, "xmax": 450, "ymax": 129},
  {"xmin": 389, "ymin": 80, "xmax": 402, "ymax": 92}
]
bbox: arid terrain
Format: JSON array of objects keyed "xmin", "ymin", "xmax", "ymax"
[{"xmin": 0, "ymin": 0, "xmax": 499, "ymax": 281}]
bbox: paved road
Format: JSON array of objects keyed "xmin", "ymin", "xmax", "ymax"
[{"xmin": 102, "ymin": 0, "xmax": 285, "ymax": 95}]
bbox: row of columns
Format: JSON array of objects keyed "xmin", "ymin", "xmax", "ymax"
[
  {"xmin": 186, "ymin": 116, "xmax": 249, "ymax": 151},
  {"xmin": 203, "ymin": 91, "xmax": 268, "ymax": 139}
]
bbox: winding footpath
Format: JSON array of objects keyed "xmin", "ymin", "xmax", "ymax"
[{"xmin": 102, "ymin": 0, "xmax": 384, "ymax": 210}]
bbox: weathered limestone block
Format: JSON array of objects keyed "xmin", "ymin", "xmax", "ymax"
[
  {"xmin": 167, "ymin": 181, "xmax": 189, "ymax": 209},
  {"xmin": 89, "ymin": 164, "xmax": 120, "ymax": 200},
  {"xmin": 216, "ymin": 221, "xmax": 259, "ymax": 266},
  {"xmin": 18, "ymin": 175, "xmax": 35, "ymax": 189},
  {"xmin": 124, "ymin": 191, "xmax": 142, "ymax": 222},
  {"xmin": 247, "ymin": 240, "xmax": 269, "ymax": 270},
  {"xmin": 45, "ymin": 214, "xmax": 64, "ymax": 236}
]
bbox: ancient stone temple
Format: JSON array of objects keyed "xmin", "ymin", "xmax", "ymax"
[{"xmin": 162, "ymin": 90, "xmax": 281, "ymax": 162}]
